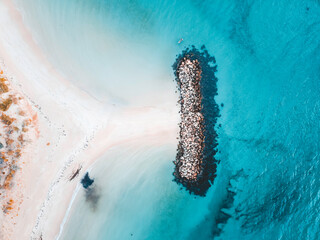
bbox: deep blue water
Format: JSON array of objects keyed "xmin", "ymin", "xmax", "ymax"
[{"xmin": 13, "ymin": 0, "xmax": 320, "ymax": 239}]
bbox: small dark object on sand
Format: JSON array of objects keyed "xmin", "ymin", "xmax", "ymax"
[
  {"xmin": 69, "ymin": 166, "xmax": 82, "ymax": 181},
  {"xmin": 0, "ymin": 142, "xmax": 3, "ymax": 149},
  {"xmin": 81, "ymin": 172, "xmax": 94, "ymax": 189}
]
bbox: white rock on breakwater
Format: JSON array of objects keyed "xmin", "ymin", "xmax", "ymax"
[{"xmin": 176, "ymin": 58, "xmax": 204, "ymax": 181}]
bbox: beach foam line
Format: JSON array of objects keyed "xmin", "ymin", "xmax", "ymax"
[{"xmin": 55, "ymin": 183, "xmax": 81, "ymax": 240}]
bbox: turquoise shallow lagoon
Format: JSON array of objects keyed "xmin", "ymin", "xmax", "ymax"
[
  {"xmin": 59, "ymin": 143, "xmax": 227, "ymax": 240},
  {"xmin": 13, "ymin": 0, "xmax": 320, "ymax": 239}
]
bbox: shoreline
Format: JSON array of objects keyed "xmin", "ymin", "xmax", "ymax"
[
  {"xmin": 56, "ymin": 183, "xmax": 81, "ymax": 240},
  {"xmin": 0, "ymin": 1, "xmax": 179, "ymax": 239}
]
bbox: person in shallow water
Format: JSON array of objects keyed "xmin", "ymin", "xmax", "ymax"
[{"xmin": 81, "ymin": 172, "xmax": 94, "ymax": 189}]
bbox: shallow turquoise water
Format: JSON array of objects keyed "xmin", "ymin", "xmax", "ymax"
[{"xmin": 13, "ymin": 0, "xmax": 320, "ymax": 239}]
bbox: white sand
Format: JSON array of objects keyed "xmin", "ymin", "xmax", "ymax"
[{"xmin": 0, "ymin": 0, "xmax": 179, "ymax": 239}]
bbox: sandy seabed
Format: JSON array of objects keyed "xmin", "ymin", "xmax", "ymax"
[{"xmin": 0, "ymin": 0, "xmax": 179, "ymax": 239}]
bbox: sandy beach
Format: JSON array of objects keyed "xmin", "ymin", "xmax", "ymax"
[{"xmin": 0, "ymin": 0, "xmax": 178, "ymax": 239}]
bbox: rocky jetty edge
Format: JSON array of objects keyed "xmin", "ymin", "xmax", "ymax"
[{"xmin": 173, "ymin": 45, "xmax": 219, "ymax": 196}]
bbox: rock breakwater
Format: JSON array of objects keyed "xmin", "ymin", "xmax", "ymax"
[{"xmin": 173, "ymin": 46, "xmax": 219, "ymax": 196}]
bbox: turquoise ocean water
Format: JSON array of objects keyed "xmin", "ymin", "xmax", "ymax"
[{"xmin": 13, "ymin": 0, "xmax": 320, "ymax": 239}]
